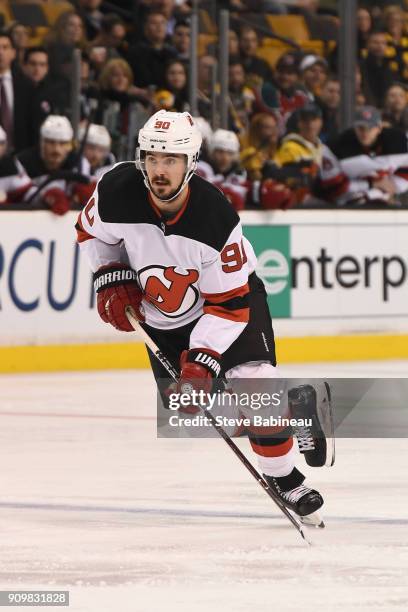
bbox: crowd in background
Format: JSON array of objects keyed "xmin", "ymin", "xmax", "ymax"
[{"xmin": 1, "ymin": 0, "xmax": 408, "ymax": 214}]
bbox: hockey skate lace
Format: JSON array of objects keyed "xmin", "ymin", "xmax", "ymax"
[
  {"xmin": 283, "ymin": 485, "xmax": 310, "ymax": 504},
  {"xmin": 295, "ymin": 424, "xmax": 315, "ymax": 452}
]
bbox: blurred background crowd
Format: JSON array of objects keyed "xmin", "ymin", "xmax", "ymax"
[{"xmin": 1, "ymin": 0, "xmax": 408, "ymax": 214}]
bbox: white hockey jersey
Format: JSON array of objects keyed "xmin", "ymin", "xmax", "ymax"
[
  {"xmin": 76, "ymin": 162, "xmax": 257, "ymax": 354},
  {"xmin": 196, "ymin": 160, "xmax": 249, "ymax": 209}
]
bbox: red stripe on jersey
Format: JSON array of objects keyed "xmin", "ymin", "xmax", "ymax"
[
  {"xmin": 250, "ymin": 437, "xmax": 293, "ymax": 457},
  {"xmin": 76, "ymin": 212, "xmax": 95, "ymax": 243},
  {"xmin": 6, "ymin": 183, "xmax": 32, "ymax": 203},
  {"xmin": 395, "ymin": 168, "xmax": 408, "ymax": 179},
  {"xmin": 167, "ymin": 187, "xmax": 191, "ymax": 225},
  {"xmin": 201, "ymin": 282, "xmax": 249, "ymax": 304},
  {"xmin": 203, "ymin": 304, "xmax": 249, "ymax": 323},
  {"xmin": 147, "ymin": 187, "xmax": 191, "ymax": 225}
]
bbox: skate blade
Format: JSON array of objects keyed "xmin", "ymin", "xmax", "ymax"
[{"xmin": 299, "ymin": 511, "xmax": 325, "ymax": 529}]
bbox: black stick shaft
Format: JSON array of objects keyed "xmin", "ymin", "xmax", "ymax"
[{"xmin": 125, "ymin": 307, "xmax": 310, "ymax": 544}]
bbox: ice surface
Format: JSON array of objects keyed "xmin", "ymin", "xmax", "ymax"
[{"xmin": 0, "ymin": 362, "xmax": 407, "ymax": 611}]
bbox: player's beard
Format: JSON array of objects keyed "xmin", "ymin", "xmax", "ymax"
[{"xmin": 150, "ymin": 176, "xmax": 184, "ymax": 202}]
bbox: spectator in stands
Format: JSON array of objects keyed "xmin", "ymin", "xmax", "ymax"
[
  {"xmin": 382, "ymin": 5, "xmax": 408, "ymax": 80},
  {"xmin": 97, "ymin": 58, "xmax": 151, "ymax": 109},
  {"xmin": 128, "ymin": 11, "xmax": 177, "ymax": 89},
  {"xmin": 329, "ymin": 106, "xmax": 408, "ymax": 205},
  {"xmin": 229, "ymin": 30, "xmax": 240, "ymax": 57},
  {"xmin": 18, "ymin": 115, "xmax": 91, "ymax": 214},
  {"xmin": 240, "ymin": 112, "xmax": 280, "ymax": 181},
  {"xmin": 78, "ymin": 122, "xmax": 115, "ymax": 179},
  {"xmin": 329, "ymin": 8, "xmax": 372, "ymax": 73},
  {"xmin": 357, "ymin": 7, "xmax": 373, "ymax": 53},
  {"xmin": 207, "ymin": 28, "xmax": 241, "ymax": 59},
  {"xmin": 299, "ymin": 55, "xmax": 328, "ymax": 100},
  {"xmin": 7, "ymin": 23, "xmax": 29, "ymax": 68},
  {"xmin": 316, "ymin": 76, "xmax": 340, "ymax": 142},
  {"xmin": 23, "ymin": 47, "xmax": 70, "ymax": 130},
  {"xmin": 274, "ymin": 104, "xmax": 324, "ymax": 203},
  {"xmin": 76, "ymin": 0, "xmax": 104, "ymax": 41},
  {"xmin": 238, "ymin": 26, "xmax": 274, "ymax": 85},
  {"xmin": 23, "ymin": 47, "xmax": 49, "ymax": 86},
  {"xmin": 383, "ymin": 83, "xmax": 408, "ymax": 132},
  {"xmin": 228, "ymin": 58, "xmax": 257, "ymax": 134},
  {"xmin": 46, "ymin": 11, "xmax": 86, "ymax": 80},
  {"xmin": 0, "ymin": 125, "xmax": 32, "ymax": 206},
  {"xmin": 197, "ymin": 54, "xmax": 217, "ymax": 121},
  {"xmin": 154, "ymin": 60, "xmax": 189, "ymax": 112},
  {"xmin": 261, "ymin": 51, "xmax": 308, "ymax": 126},
  {"xmin": 0, "ymin": 31, "xmax": 36, "ymax": 153},
  {"xmin": 276, "ymin": 104, "xmax": 323, "ymax": 163},
  {"xmin": 149, "ymin": 0, "xmax": 178, "ymax": 36},
  {"xmin": 96, "ymin": 58, "xmax": 151, "ymax": 155},
  {"xmin": 172, "ymin": 19, "xmax": 190, "ymax": 61},
  {"xmin": 360, "ymin": 30, "xmax": 395, "ymax": 108},
  {"xmin": 90, "ymin": 14, "xmax": 128, "ymax": 60},
  {"xmin": 87, "ymin": 46, "xmax": 109, "ymax": 80}
]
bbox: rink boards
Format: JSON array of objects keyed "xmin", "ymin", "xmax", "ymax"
[{"xmin": 1, "ymin": 210, "xmax": 408, "ymax": 372}]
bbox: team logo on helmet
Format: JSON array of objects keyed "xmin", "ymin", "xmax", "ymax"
[{"xmin": 138, "ymin": 265, "xmax": 199, "ymax": 318}]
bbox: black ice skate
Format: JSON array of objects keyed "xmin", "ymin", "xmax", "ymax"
[
  {"xmin": 263, "ymin": 468, "xmax": 323, "ymax": 521},
  {"xmin": 289, "ymin": 383, "xmax": 335, "ymax": 468}
]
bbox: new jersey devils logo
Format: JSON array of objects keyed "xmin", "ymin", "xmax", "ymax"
[{"xmin": 138, "ymin": 265, "xmax": 200, "ymax": 318}]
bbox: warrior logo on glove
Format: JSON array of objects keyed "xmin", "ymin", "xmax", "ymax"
[{"xmin": 138, "ymin": 265, "xmax": 199, "ymax": 318}]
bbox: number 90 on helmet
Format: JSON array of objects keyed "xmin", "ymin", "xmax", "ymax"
[{"xmin": 136, "ymin": 110, "xmax": 202, "ymax": 201}]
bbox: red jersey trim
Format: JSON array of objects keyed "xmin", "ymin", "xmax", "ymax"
[
  {"xmin": 76, "ymin": 213, "xmax": 95, "ymax": 244},
  {"xmin": 201, "ymin": 283, "xmax": 249, "ymax": 304},
  {"xmin": 203, "ymin": 304, "xmax": 249, "ymax": 323},
  {"xmin": 147, "ymin": 186, "xmax": 191, "ymax": 225}
]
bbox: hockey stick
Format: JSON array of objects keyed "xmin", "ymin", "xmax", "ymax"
[{"xmin": 125, "ymin": 306, "xmax": 311, "ymax": 545}]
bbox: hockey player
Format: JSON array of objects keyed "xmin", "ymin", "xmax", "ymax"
[
  {"xmin": 0, "ymin": 126, "xmax": 32, "ymax": 206},
  {"xmin": 18, "ymin": 115, "xmax": 91, "ymax": 214},
  {"xmin": 76, "ymin": 110, "xmax": 325, "ymax": 519},
  {"xmin": 329, "ymin": 106, "xmax": 408, "ymax": 205},
  {"xmin": 78, "ymin": 123, "xmax": 115, "ymax": 180},
  {"xmin": 196, "ymin": 129, "xmax": 248, "ymax": 211}
]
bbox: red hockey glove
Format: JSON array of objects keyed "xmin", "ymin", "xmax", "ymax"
[
  {"xmin": 72, "ymin": 182, "xmax": 96, "ymax": 207},
  {"xmin": 178, "ymin": 348, "xmax": 221, "ymax": 395},
  {"xmin": 93, "ymin": 263, "xmax": 144, "ymax": 332},
  {"xmin": 219, "ymin": 184, "xmax": 246, "ymax": 211},
  {"xmin": 43, "ymin": 188, "xmax": 71, "ymax": 216},
  {"xmin": 259, "ymin": 179, "xmax": 296, "ymax": 210}
]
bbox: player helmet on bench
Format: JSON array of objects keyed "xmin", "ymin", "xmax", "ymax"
[
  {"xmin": 136, "ymin": 110, "xmax": 202, "ymax": 201},
  {"xmin": 209, "ymin": 129, "xmax": 240, "ymax": 155}
]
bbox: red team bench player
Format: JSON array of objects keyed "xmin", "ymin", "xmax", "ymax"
[{"xmin": 76, "ymin": 110, "xmax": 332, "ymax": 522}]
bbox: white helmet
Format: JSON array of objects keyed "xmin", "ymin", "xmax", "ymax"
[
  {"xmin": 210, "ymin": 129, "xmax": 240, "ymax": 155},
  {"xmin": 136, "ymin": 110, "xmax": 202, "ymax": 201},
  {"xmin": 40, "ymin": 115, "xmax": 73, "ymax": 142},
  {"xmin": 79, "ymin": 123, "xmax": 111, "ymax": 149}
]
